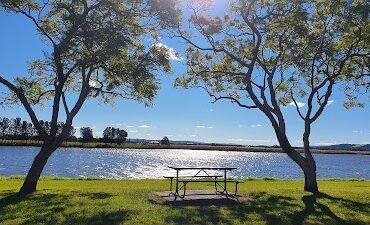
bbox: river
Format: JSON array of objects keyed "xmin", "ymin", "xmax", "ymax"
[{"xmin": 0, "ymin": 146, "xmax": 369, "ymax": 179}]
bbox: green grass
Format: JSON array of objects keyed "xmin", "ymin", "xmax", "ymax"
[{"xmin": 0, "ymin": 178, "xmax": 369, "ymax": 225}]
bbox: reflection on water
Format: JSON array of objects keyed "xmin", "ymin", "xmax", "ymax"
[{"xmin": 0, "ymin": 146, "xmax": 369, "ymax": 179}]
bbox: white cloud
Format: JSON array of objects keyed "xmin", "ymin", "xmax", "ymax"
[
  {"xmin": 190, "ymin": 134, "xmax": 197, "ymax": 137},
  {"xmin": 250, "ymin": 124, "xmax": 263, "ymax": 128},
  {"xmin": 227, "ymin": 138, "xmax": 271, "ymax": 143},
  {"xmin": 152, "ymin": 43, "xmax": 183, "ymax": 61},
  {"xmin": 88, "ymin": 80, "xmax": 102, "ymax": 88},
  {"xmin": 207, "ymin": 126, "xmax": 213, "ymax": 129},
  {"xmin": 210, "ymin": 109, "xmax": 214, "ymax": 112},
  {"xmin": 327, "ymin": 100, "xmax": 334, "ymax": 105},
  {"xmin": 138, "ymin": 125, "xmax": 151, "ymax": 128},
  {"xmin": 289, "ymin": 101, "xmax": 306, "ymax": 108},
  {"xmin": 129, "ymin": 130, "xmax": 139, "ymax": 133},
  {"xmin": 196, "ymin": 125, "xmax": 205, "ymax": 128},
  {"xmin": 127, "ymin": 125, "xmax": 135, "ymax": 128},
  {"xmin": 117, "ymin": 123, "xmax": 121, "ymax": 126},
  {"xmin": 352, "ymin": 130, "xmax": 363, "ymax": 134}
]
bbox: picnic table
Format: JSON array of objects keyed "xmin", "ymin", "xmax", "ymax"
[{"xmin": 164, "ymin": 166, "xmax": 243, "ymax": 199}]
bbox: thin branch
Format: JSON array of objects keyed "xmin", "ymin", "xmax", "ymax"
[
  {"xmin": 0, "ymin": 76, "xmax": 47, "ymax": 137},
  {"xmin": 290, "ymin": 90, "xmax": 305, "ymax": 120}
]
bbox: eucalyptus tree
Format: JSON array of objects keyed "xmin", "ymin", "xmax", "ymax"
[
  {"xmin": 0, "ymin": 0, "xmax": 178, "ymax": 194},
  {"xmin": 175, "ymin": 0, "xmax": 369, "ymax": 192}
]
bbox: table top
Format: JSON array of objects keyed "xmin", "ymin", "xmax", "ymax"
[{"xmin": 168, "ymin": 166, "xmax": 237, "ymax": 170}]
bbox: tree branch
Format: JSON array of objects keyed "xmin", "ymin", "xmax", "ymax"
[{"xmin": 0, "ymin": 76, "xmax": 47, "ymax": 138}]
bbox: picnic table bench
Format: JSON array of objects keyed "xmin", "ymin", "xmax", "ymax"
[{"xmin": 165, "ymin": 166, "xmax": 243, "ymax": 199}]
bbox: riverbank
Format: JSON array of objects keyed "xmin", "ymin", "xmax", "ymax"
[
  {"xmin": 0, "ymin": 177, "xmax": 369, "ymax": 225},
  {"xmin": 1, "ymin": 139, "xmax": 369, "ymax": 155}
]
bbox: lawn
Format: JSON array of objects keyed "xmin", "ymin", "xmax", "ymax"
[{"xmin": 0, "ymin": 178, "xmax": 369, "ymax": 225}]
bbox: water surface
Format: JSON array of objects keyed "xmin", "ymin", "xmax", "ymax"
[{"xmin": 0, "ymin": 146, "xmax": 369, "ymax": 179}]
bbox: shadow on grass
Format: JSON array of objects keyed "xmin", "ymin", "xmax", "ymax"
[
  {"xmin": 164, "ymin": 192, "xmax": 369, "ymax": 225},
  {"xmin": 0, "ymin": 191, "xmax": 131, "ymax": 225},
  {"xmin": 292, "ymin": 192, "xmax": 370, "ymax": 225}
]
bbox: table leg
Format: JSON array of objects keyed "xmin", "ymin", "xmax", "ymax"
[
  {"xmin": 175, "ymin": 170, "xmax": 179, "ymax": 196},
  {"xmin": 224, "ymin": 169, "xmax": 227, "ymax": 193}
]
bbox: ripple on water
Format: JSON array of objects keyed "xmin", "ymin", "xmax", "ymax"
[{"xmin": 0, "ymin": 146, "xmax": 369, "ymax": 179}]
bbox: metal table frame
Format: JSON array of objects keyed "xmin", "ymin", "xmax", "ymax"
[{"xmin": 167, "ymin": 166, "xmax": 237, "ymax": 199}]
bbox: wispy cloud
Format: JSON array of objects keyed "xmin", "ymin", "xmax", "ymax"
[
  {"xmin": 190, "ymin": 134, "xmax": 197, "ymax": 137},
  {"xmin": 289, "ymin": 101, "xmax": 305, "ymax": 108},
  {"xmin": 128, "ymin": 130, "xmax": 139, "ymax": 133},
  {"xmin": 117, "ymin": 123, "xmax": 121, "ymax": 126},
  {"xmin": 315, "ymin": 142, "xmax": 336, "ymax": 146},
  {"xmin": 210, "ymin": 109, "xmax": 214, "ymax": 112},
  {"xmin": 250, "ymin": 124, "xmax": 263, "ymax": 128},
  {"xmin": 196, "ymin": 125, "xmax": 205, "ymax": 128},
  {"xmin": 138, "ymin": 125, "xmax": 151, "ymax": 128},
  {"xmin": 152, "ymin": 43, "xmax": 183, "ymax": 61},
  {"xmin": 352, "ymin": 130, "xmax": 363, "ymax": 135},
  {"xmin": 127, "ymin": 125, "xmax": 135, "ymax": 128},
  {"xmin": 227, "ymin": 138, "xmax": 271, "ymax": 143},
  {"xmin": 207, "ymin": 126, "xmax": 213, "ymax": 129},
  {"xmin": 327, "ymin": 100, "xmax": 334, "ymax": 105}
]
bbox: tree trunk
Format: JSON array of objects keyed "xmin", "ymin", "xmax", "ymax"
[
  {"xmin": 276, "ymin": 131, "xmax": 319, "ymax": 194},
  {"xmin": 302, "ymin": 157, "xmax": 319, "ymax": 193},
  {"xmin": 19, "ymin": 144, "xmax": 53, "ymax": 194}
]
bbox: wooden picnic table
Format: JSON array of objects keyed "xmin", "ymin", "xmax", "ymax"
[{"xmin": 165, "ymin": 166, "xmax": 242, "ymax": 199}]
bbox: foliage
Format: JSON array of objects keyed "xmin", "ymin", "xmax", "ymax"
[
  {"xmin": 0, "ymin": 178, "xmax": 369, "ymax": 225},
  {"xmin": 0, "ymin": 117, "xmax": 75, "ymax": 140},
  {"xmin": 80, "ymin": 127, "xmax": 93, "ymax": 142},
  {"xmin": 160, "ymin": 136, "xmax": 170, "ymax": 145},
  {"xmin": 176, "ymin": 0, "xmax": 369, "ymax": 109},
  {"xmin": 102, "ymin": 126, "xmax": 128, "ymax": 144}
]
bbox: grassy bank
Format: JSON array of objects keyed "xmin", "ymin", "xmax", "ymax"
[
  {"xmin": 1, "ymin": 139, "xmax": 369, "ymax": 155},
  {"xmin": 0, "ymin": 178, "xmax": 369, "ymax": 225}
]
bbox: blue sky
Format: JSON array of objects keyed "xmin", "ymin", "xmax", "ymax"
[{"xmin": 0, "ymin": 1, "xmax": 369, "ymax": 146}]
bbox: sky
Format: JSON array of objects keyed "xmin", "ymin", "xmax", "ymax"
[{"xmin": 0, "ymin": 1, "xmax": 369, "ymax": 146}]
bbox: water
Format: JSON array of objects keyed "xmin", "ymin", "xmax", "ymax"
[{"xmin": 0, "ymin": 146, "xmax": 369, "ymax": 179}]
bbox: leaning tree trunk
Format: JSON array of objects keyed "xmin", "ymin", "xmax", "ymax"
[
  {"xmin": 19, "ymin": 144, "xmax": 54, "ymax": 194},
  {"xmin": 276, "ymin": 131, "xmax": 319, "ymax": 194},
  {"xmin": 288, "ymin": 152, "xmax": 319, "ymax": 194}
]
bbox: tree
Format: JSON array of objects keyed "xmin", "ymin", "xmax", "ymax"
[
  {"xmin": 175, "ymin": 0, "xmax": 369, "ymax": 193},
  {"xmin": 80, "ymin": 127, "xmax": 94, "ymax": 142},
  {"xmin": 103, "ymin": 126, "xmax": 128, "ymax": 143},
  {"xmin": 0, "ymin": 0, "xmax": 177, "ymax": 194},
  {"xmin": 161, "ymin": 136, "xmax": 170, "ymax": 145}
]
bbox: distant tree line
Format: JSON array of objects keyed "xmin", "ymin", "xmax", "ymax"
[
  {"xmin": 0, "ymin": 117, "xmax": 128, "ymax": 144},
  {"xmin": 79, "ymin": 126, "xmax": 128, "ymax": 144},
  {"xmin": 0, "ymin": 117, "xmax": 76, "ymax": 141}
]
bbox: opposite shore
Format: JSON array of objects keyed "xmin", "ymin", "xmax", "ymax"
[{"xmin": 1, "ymin": 139, "xmax": 369, "ymax": 155}]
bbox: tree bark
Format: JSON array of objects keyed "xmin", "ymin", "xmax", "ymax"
[
  {"xmin": 276, "ymin": 130, "xmax": 319, "ymax": 194},
  {"xmin": 302, "ymin": 157, "xmax": 319, "ymax": 193},
  {"xmin": 19, "ymin": 144, "xmax": 54, "ymax": 194}
]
